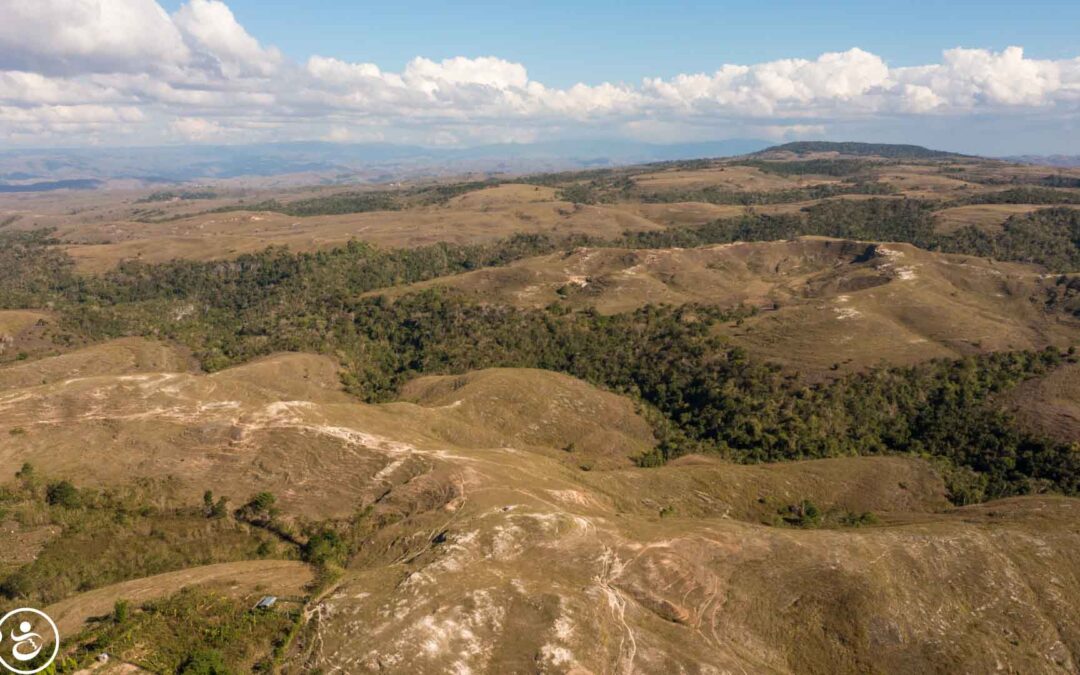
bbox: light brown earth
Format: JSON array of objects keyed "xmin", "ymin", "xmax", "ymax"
[
  {"xmin": 1004, "ymin": 361, "xmax": 1080, "ymax": 443},
  {"xmin": 0, "ymin": 343, "xmax": 1077, "ymax": 673},
  {"xmin": 4, "ymin": 157, "xmax": 1077, "ymax": 274}
]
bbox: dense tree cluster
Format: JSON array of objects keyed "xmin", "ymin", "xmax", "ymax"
[
  {"xmin": 0, "ymin": 229, "xmax": 76, "ymax": 308},
  {"xmin": 938, "ymin": 208, "xmax": 1080, "ymax": 271},
  {"xmin": 2, "ymin": 203, "xmax": 1078, "ymax": 503},
  {"xmin": 197, "ymin": 181, "xmax": 498, "ymax": 218},
  {"xmin": 956, "ymin": 187, "xmax": 1080, "ymax": 206},
  {"xmin": 621, "ymin": 200, "xmax": 1080, "ymax": 273},
  {"xmin": 755, "ymin": 142, "xmax": 960, "ymax": 159},
  {"xmin": 135, "ymin": 190, "xmax": 218, "ymax": 203},
  {"xmin": 620, "ymin": 199, "xmax": 939, "ymax": 250},
  {"xmin": 636, "ymin": 181, "xmax": 897, "ymax": 206}
]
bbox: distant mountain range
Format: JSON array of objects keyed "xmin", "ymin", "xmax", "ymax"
[
  {"xmin": 2, "ymin": 139, "xmax": 1046, "ymax": 193},
  {"xmin": 1004, "ymin": 155, "xmax": 1080, "ymax": 168},
  {"xmin": 0, "ymin": 139, "xmax": 771, "ymax": 190}
]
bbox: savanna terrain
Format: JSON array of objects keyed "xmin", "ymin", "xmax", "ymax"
[{"xmin": 0, "ymin": 141, "xmax": 1078, "ymax": 674}]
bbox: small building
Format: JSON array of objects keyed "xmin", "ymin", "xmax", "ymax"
[{"xmin": 254, "ymin": 596, "xmax": 277, "ymax": 610}]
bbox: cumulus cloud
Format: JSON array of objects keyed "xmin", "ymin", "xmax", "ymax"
[
  {"xmin": 0, "ymin": 0, "xmax": 189, "ymax": 75},
  {"xmin": 172, "ymin": 0, "xmax": 282, "ymax": 77},
  {"xmin": 0, "ymin": 0, "xmax": 1077, "ymax": 147},
  {"xmin": 169, "ymin": 115, "xmax": 225, "ymax": 140},
  {"xmin": 893, "ymin": 47, "xmax": 1069, "ymax": 109}
]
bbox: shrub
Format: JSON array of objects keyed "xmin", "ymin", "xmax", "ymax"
[
  {"xmin": 302, "ymin": 529, "xmax": 348, "ymax": 567},
  {"xmin": 114, "ymin": 599, "xmax": 130, "ymax": 624},
  {"xmin": 780, "ymin": 500, "xmax": 822, "ymax": 528},
  {"xmin": 178, "ymin": 648, "xmax": 232, "ymax": 675},
  {"xmin": 46, "ymin": 480, "xmax": 81, "ymax": 509}
]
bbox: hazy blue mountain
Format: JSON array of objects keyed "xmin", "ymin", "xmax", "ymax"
[
  {"xmin": 0, "ymin": 139, "xmax": 771, "ymax": 187},
  {"xmin": 1005, "ymin": 155, "xmax": 1080, "ymax": 168}
]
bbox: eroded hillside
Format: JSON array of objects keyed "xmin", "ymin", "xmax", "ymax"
[{"xmin": 1, "ymin": 344, "xmax": 1077, "ymax": 673}]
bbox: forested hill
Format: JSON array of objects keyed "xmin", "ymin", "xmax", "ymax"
[{"xmin": 756, "ymin": 141, "xmax": 966, "ymax": 159}]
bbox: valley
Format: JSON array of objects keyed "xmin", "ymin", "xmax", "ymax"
[{"xmin": 0, "ymin": 142, "xmax": 1078, "ymax": 673}]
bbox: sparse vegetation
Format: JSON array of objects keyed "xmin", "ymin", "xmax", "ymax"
[
  {"xmin": 0, "ymin": 478, "xmax": 291, "ymax": 607},
  {"xmin": 136, "ymin": 190, "xmax": 219, "ymax": 203},
  {"xmin": 737, "ymin": 158, "xmax": 876, "ymax": 177},
  {"xmin": 59, "ymin": 588, "xmax": 295, "ymax": 674}
]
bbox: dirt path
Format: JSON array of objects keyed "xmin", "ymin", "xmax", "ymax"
[{"xmin": 45, "ymin": 560, "xmax": 313, "ymax": 637}]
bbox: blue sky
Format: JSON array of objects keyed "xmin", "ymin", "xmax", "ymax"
[
  {"xmin": 156, "ymin": 0, "xmax": 1080, "ymax": 87},
  {"xmin": 2, "ymin": 0, "xmax": 1079, "ymax": 153}
]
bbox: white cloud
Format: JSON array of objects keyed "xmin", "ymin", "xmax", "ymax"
[
  {"xmin": 892, "ymin": 47, "xmax": 1066, "ymax": 109},
  {"xmin": 0, "ymin": 0, "xmax": 1077, "ymax": 148},
  {"xmin": 172, "ymin": 0, "xmax": 282, "ymax": 77},
  {"xmin": 0, "ymin": 0, "xmax": 189, "ymax": 74},
  {"xmin": 403, "ymin": 56, "xmax": 529, "ymax": 91},
  {"xmin": 754, "ymin": 124, "xmax": 829, "ymax": 140},
  {"xmin": 169, "ymin": 115, "xmax": 225, "ymax": 140},
  {"xmin": 306, "ymin": 56, "xmax": 385, "ymax": 85}
]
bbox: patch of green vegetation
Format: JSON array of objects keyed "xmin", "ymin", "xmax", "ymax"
[
  {"xmin": 778, "ymin": 500, "xmax": 822, "ymax": 528},
  {"xmin": 136, "ymin": 190, "xmax": 219, "ymax": 203},
  {"xmin": 621, "ymin": 198, "xmax": 939, "ymax": 249},
  {"xmin": 197, "ymin": 181, "xmax": 498, "ymax": 218},
  {"xmin": 957, "ymin": 187, "xmax": 1080, "ymax": 206},
  {"xmin": 774, "ymin": 500, "xmax": 878, "ymax": 528},
  {"xmin": 939, "ymin": 208, "xmax": 1080, "ymax": 271},
  {"xmin": 554, "ymin": 169, "xmax": 895, "ymax": 205},
  {"xmin": 61, "ymin": 587, "xmax": 296, "ymax": 674},
  {"xmin": 1039, "ymin": 175, "xmax": 1080, "ymax": 189},
  {"xmin": 756, "ymin": 141, "xmax": 960, "ymax": 159},
  {"xmin": 636, "ymin": 180, "xmax": 897, "ymax": 205},
  {"xmin": 0, "ymin": 229, "xmax": 75, "ymax": 308},
  {"xmin": 0, "ymin": 476, "xmax": 292, "ymax": 607},
  {"xmin": 738, "ymin": 158, "xmax": 876, "ymax": 177},
  {"xmin": 622, "ymin": 200, "xmax": 1080, "ymax": 273}
]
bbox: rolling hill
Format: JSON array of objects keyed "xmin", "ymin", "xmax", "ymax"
[
  {"xmin": 0, "ymin": 343, "xmax": 1076, "ymax": 673},
  {"xmin": 1, "ymin": 149, "xmax": 1079, "ymax": 673}
]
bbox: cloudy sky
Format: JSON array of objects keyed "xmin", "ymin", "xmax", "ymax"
[{"xmin": 1, "ymin": 0, "xmax": 1078, "ymax": 154}]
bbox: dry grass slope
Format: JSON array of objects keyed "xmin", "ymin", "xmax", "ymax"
[
  {"xmin": 1, "ymin": 343, "xmax": 1077, "ymax": 672},
  {"xmin": 377, "ymin": 237, "xmax": 1080, "ymax": 374}
]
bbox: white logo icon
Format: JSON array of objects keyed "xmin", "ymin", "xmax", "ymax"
[{"xmin": 0, "ymin": 609, "xmax": 59, "ymax": 675}]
